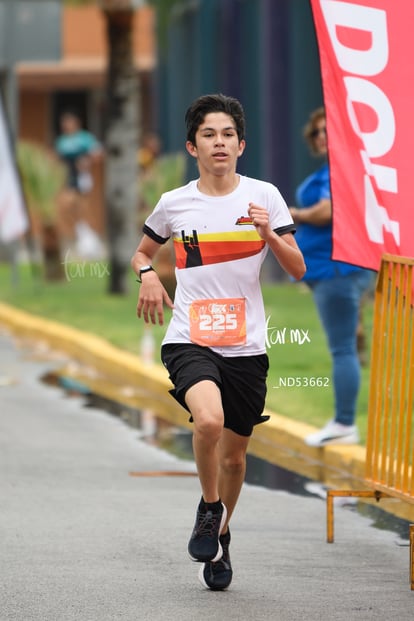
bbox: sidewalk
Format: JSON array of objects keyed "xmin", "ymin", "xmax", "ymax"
[{"xmin": 1, "ymin": 330, "xmax": 413, "ymax": 621}]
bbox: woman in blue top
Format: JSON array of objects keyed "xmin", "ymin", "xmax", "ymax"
[
  {"xmin": 55, "ymin": 111, "xmax": 104, "ymax": 256},
  {"xmin": 290, "ymin": 107, "xmax": 373, "ymax": 447},
  {"xmin": 55, "ymin": 111, "xmax": 102, "ymax": 194}
]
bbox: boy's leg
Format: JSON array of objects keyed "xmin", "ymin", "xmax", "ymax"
[
  {"xmin": 185, "ymin": 379, "xmax": 224, "ymax": 503},
  {"xmin": 198, "ymin": 428, "xmax": 249, "ymax": 590},
  {"xmin": 218, "ymin": 428, "xmax": 250, "ymax": 531},
  {"xmin": 185, "ymin": 379, "xmax": 228, "ymax": 563},
  {"xmin": 185, "ymin": 383, "xmax": 251, "ymax": 530},
  {"xmin": 161, "ymin": 346, "xmax": 235, "ymax": 562}
]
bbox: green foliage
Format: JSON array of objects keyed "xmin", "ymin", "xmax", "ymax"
[
  {"xmin": 16, "ymin": 141, "xmax": 67, "ymax": 225},
  {"xmin": 139, "ymin": 151, "xmax": 186, "ymax": 222},
  {"xmin": 64, "ymin": 0, "xmax": 95, "ymax": 5},
  {"xmin": 148, "ymin": 0, "xmax": 186, "ymax": 55}
]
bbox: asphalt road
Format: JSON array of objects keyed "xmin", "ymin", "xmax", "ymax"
[{"xmin": 1, "ymin": 329, "xmax": 413, "ymax": 621}]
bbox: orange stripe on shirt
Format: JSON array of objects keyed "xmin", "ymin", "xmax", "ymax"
[{"xmin": 174, "ymin": 238, "xmax": 265, "ymax": 269}]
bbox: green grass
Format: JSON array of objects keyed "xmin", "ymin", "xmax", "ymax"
[
  {"xmin": 1, "ymin": 261, "xmax": 373, "ymax": 441},
  {"xmin": 263, "ymin": 283, "xmax": 372, "ymax": 439}
]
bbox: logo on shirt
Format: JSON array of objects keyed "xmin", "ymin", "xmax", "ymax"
[
  {"xmin": 181, "ymin": 229, "xmax": 202, "ymax": 268},
  {"xmin": 235, "ymin": 216, "xmax": 254, "ymax": 226}
]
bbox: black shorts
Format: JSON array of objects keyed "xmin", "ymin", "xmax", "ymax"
[{"xmin": 161, "ymin": 343, "xmax": 270, "ymax": 437}]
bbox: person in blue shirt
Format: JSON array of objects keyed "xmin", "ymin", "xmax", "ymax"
[
  {"xmin": 55, "ymin": 111, "xmax": 104, "ymax": 257},
  {"xmin": 55, "ymin": 111, "xmax": 103, "ymax": 194},
  {"xmin": 290, "ymin": 107, "xmax": 373, "ymax": 447}
]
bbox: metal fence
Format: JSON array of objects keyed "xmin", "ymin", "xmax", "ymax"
[{"xmin": 327, "ymin": 253, "xmax": 414, "ymax": 589}]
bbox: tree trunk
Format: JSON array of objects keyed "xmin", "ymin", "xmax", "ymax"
[
  {"xmin": 103, "ymin": 9, "xmax": 139, "ymax": 294},
  {"xmin": 41, "ymin": 223, "xmax": 64, "ymax": 281}
]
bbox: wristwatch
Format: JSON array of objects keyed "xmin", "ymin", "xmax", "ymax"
[{"xmin": 137, "ymin": 265, "xmax": 155, "ymax": 282}]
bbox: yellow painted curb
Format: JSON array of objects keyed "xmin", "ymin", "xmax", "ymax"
[
  {"xmin": 0, "ymin": 301, "xmax": 363, "ymax": 477},
  {"xmin": 2, "ymin": 301, "xmax": 414, "ymax": 523}
]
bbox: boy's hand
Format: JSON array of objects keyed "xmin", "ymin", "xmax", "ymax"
[
  {"xmin": 137, "ymin": 272, "xmax": 174, "ymax": 325},
  {"xmin": 248, "ymin": 203, "xmax": 272, "ymax": 240}
]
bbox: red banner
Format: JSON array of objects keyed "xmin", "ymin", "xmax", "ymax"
[{"xmin": 310, "ymin": 0, "xmax": 414, "ymax": 270}]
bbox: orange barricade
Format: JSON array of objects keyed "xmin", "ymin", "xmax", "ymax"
[{"xmin": 326, "ymin": 253, "xmax": 414, "ymax": 589}]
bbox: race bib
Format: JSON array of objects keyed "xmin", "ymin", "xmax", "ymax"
[{"xmin": 189, "ymin": 298, "xmax": 246, "ymax": 347}]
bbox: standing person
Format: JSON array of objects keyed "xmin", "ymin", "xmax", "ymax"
[
  {"xmin": 55, "ymin": 110, "xmax": 103, "ymax": 195},
  {"xmin": 55, "ymin": 111, "xmax": 104, "ymax": 257},
  {"xmin": 289, "ymin": 107, "xmax": 373, "ymax": 448},
  {"xmin": 131, "ymin": 93, "xmax": 305, "ymax": 590}
]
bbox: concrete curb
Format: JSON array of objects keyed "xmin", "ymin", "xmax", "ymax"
[
  {"xmin": 0, "ymin": 301, "xmax": 366, "ymax": 485},
  {"xmin": 4, "ymin": 301, "xmax": 414, "ymax": 523}
]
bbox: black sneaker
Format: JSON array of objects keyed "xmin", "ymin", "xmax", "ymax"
[
  {"xmin": 188, "ymin": 498, "xmax": 227, "ymax": 563},
  {"xmin": 199, "ymin": 529, "xmax": 233, "ymax": 591}
]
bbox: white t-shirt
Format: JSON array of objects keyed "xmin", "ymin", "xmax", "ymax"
[{"xmin": 144, "ymin": 175, "xmax": 295, "ymax": 356}]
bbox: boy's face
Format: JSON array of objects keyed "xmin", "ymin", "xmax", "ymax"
[{"xmin": 186, "ymin": 112, "xmax": 245, "ymax": 177}]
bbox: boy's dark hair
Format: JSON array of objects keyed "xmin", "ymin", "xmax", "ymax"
[{"xmin": 185, "ymin": 93, "xmax": 245, "ymax": 145}]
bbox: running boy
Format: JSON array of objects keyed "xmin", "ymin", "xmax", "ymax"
[{"xmin": 131, "ymin": 93, "xmax": 306, "ymax": 590}]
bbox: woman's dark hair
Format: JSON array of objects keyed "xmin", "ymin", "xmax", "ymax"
[{"xmin": 185, "ymin": 94, "xmax": 246, "ymax": 145}]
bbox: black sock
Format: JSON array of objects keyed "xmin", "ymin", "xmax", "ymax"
[{"xmin": 200, "ymin": 497, "xmax": 222, "ymax": 512}]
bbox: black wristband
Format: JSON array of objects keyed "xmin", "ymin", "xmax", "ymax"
[{"xmin": 136, "ymin": 265, "xmax": 155, "ymax": 283}]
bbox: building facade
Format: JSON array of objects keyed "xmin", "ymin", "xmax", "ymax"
[
  {"xmin": 155, "ymin": 0, "xmax": 323, "ymax": 204},
  {"xmin": 15, "ymin": 3, "xmax": 156, "ymax": 238}
]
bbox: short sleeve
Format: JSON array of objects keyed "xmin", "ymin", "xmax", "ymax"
[
  {"xmin": 268, "ymin": 183, "xmax": 295, "ymax": 231},
  {"xmin": 143, "ymin": 197, "xmax": 171, "ymax": 243}
]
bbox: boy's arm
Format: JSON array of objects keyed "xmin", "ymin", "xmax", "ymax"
[
  {"xmin": 131, "ymin": 235, "xmax": 174, "ymax": 325},
  {"xmin": 247, "ymin": 203, "xmax": 306, "ymax": 281},
  {"xmin": 266, "ymin": 231, "xmax": 306, "ymax": 281}
]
